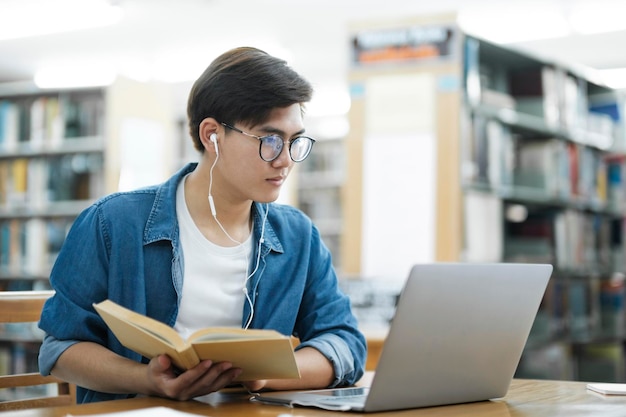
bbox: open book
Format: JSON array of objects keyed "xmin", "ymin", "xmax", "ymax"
[{"xmin": 93, "ymin": 300, "xmax": 300, "ymax": 381}]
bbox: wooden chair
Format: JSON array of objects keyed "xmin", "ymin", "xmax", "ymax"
[{"xmin": 0, "ymin": 290, "xmax": 75, "ymax": 410}]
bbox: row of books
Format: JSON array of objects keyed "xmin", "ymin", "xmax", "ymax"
[
  {"xmin": 517, "ymin": 340, "xmax": 626, "ymax": 382},
  {"xmin": 466, "ymin": 117, "xmax": 620, "ymax": 209},
  {"xmin": 0, "ymin": 154, "xmax": 104, "ymax": 209},
  {"xmin": 480, "ymin": 65, "xmax": 618, "ymax": 148},
  {"xmin": 504, "ymin": 209, "xmax": 616, "ymax": 272},
  {"xmin": 0, "ymin": 218, "xmax": 73, "ymax": 278},
  {"xmin": 529, "ymin": 273, "xmax": 626, "ymax": 345},
  {"xmin": 0, "ymin": 92, "xmax": 104, "ymax": 152}
]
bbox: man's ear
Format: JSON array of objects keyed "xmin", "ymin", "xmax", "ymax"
[{"xmin": 199, "ymin": 118, "xmax": 220, "ymax": 153}]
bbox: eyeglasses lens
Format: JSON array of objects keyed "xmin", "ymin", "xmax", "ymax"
[
  {"xmin": 290, "ymin": 137, "xmax": 312, "ymax": 162},
  {"xmin": 260, "ymin": 135, "xmax": 284, "ymax": 161}
]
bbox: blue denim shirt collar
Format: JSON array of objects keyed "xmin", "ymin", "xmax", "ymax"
[{"xmin": 145, "ymin": 163, "xmax": 284, "ymax": 254}]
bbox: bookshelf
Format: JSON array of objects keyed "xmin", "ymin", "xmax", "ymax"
[
  {"xmin": 462, "ymin": 35, "xmax": 626, "ymax": 381},
  {"xmin": 0, "ymin": 87, "xmax": 106, "ymax": 401},
  {"xmin": 0, "ymin": 78, "xmax": 176, "ymax": 399},
  {"xmin": 296, "ymin": 137, "xmax": 345, "ymax": 269},
  {"xmin": 0, "ymin": 88, "xmax": 105, "ymax": 288},
  {"xmin": 343, "ymin": 13, "xmax": 626, "ymax": 382}
]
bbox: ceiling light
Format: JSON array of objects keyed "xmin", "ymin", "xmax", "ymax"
[
  {"xmin": 34, "ymin": 65, "xmax": 116, "ymax": 89},
  {"xmin": 0, "ymin": 0, "xmax": 123, "ymax": 41},
  {"xmin": 458, "ymin": 6, "xmax": 570, "ymax": 44},
  {"xmin": 597, "ymin": 68, "xmax": 626, "ymax": 90},
  {"xmin": 568, "ymin": 3, "xmax": 626, "ymax": 34}
]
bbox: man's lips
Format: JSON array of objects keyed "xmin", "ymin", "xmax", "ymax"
[{"xmin": 267, "ymin": 176, "xmax": 285, "ymax": 186}]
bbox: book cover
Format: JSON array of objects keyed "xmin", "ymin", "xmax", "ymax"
[{"xmin": 93, "ymin": 300, "xmax": 300, "ymax": 381}]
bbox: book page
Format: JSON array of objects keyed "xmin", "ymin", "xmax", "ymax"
[{"xmin": 189, "ymin": 327, "xmax": 284, "ymax": 343}]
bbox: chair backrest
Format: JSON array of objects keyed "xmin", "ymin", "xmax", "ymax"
[{"xmin": 0, "ymin": 290, "xmax": 75, "ymax": 410}]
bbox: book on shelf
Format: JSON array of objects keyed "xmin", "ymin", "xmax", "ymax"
[
  {"xmin": 555, "ymin": 210, "xmax": 612, "ymax": 271},
  {"xmin": 0, "ymin": 217, "xmax": 73, "ymax": 277},
  {"xmin": 464, "ymin": 115, "xmax": 515, "ymax": 188},
  {"xmin": 0, "ymin": 155, "xmax": 104, "ymax": 208},
  {"xmin": 0, "ymin": 91, "xmax": 103, "ymax": 152},
  {"xmin": 8, "ymin": 158, "xmax": 28, "ymax": 206},
  {"xmin": 568, "ymin": 276, "xmax": 600, "ymax": 340},
  {"xmin": 575, "ymin": 146, "xmax": 606, "ymax": 204},
  {"xmin": 586, "ymin": 111, "xmax": 615, "ymax": 149},
  {"xmin": 503, "ymin": 207, "xmax": 611, "ymax": 272},
  {"xmin": 606, "ymin": 155, "xmax": 626, "ymax": 212},
  {"xmin": 508, "ymin": 65, "xmax": 560, "ymax": 128},
  {"xmin": 0, "ymin": 100, "xmax": 19, "ymax": 152},
  {"xmin": 514, "ymin": 138, "xmax": 571, "ymax": 198},
  {"xmin": 479, "ymin": 88, "xmax": 516, "ymax": 109},
  {"xmin": 504, "ymin": 210, "xmax": 556, "ymax": 265},
  {"xmin": 546, "ymin": 278, "xmax": 568, "ymax": 338},
  {"xmin": 93, "ymin": 300, "xmax": 300, "ymax": 381},
  {"xmin": 600, "ymin": 273, "xmax": 626, "ymax": 338},
  {"xmin": 561, "ymin": 73, "xmax": 588, "ymax": 133},
  {"xmin": 63, "ymin": 92, "xmax": 104, "ymax": 139}
]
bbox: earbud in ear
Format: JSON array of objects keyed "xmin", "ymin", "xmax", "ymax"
[{"xmin": 209, "ymin": 133, "xmax": 219, "ymax": 155}]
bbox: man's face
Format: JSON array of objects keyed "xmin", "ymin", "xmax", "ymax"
[{"xmin": 214, "ymin": 103, "xmax": 306, "ymax": 204}]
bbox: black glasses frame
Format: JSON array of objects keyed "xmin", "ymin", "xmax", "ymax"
[{"xmin": 221, "ymin": 122, "xmax": 315, "ymax": 162}]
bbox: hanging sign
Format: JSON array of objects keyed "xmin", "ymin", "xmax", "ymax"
[{"xmin": 351, "ymin": 24, "xmax": 456, "ymax": 65}]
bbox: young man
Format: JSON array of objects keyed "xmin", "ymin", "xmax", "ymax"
[{"xmin": 38, "ymin": 47, "xmax": 366, "ymax": 403}]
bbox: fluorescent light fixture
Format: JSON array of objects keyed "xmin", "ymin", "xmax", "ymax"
[
  {"xmin": 597, "ymin": 68, "xmax": 626, "ymax": 89},
  {"xmin": 34, "ymin": 66, "xmax": 116, "ymax": 89},
  {"xmin": 458, "ymin": 6, "xmax": 570, "ymax": 44},
  {"xmin": 568, "ymin": 3, "xmax": 626, "ymax": 34},
  {"xmin": 0, "ymin": 0, "xmax": 123, "ymax": 41}
]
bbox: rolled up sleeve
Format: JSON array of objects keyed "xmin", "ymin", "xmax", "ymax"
[
  {"xmin": 38, "ymin": 334, "xmax": 80, "ymax": 376},
  {"xmin": 297, "ymin": 332, "xmax": 364, "ymax": 388}
]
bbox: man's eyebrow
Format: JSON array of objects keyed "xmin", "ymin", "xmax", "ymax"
[{"xmin": 258, "ymin": 126, "xmax": 306, "ymax": 137}]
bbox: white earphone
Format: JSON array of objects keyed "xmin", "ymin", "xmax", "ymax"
[
  {"xmin": 209, "ymin": 132, "xmax": 218, "ymax": 155},
  {"xmin": 206, "ymin": 127, "xmax": 268, "ymax": 329}
]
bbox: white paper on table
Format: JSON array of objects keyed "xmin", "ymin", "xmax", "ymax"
[{"xmin": 66, "ymin": 406, "xmax": 203, "ymax": 417}]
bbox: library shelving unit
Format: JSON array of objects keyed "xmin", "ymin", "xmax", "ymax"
[
  {"xmin": 0, "ymin": 77, "xmax": 176, "ymax": 400},
  {"xmin": 0, "ymin": 83, "xmax": 108, "ymax": 401},
  {"xmin": 343, "ymin": 13, "xmax": 626, "ymax": 382},
  {"xmin": 0, "ymin": 87, "xmax": 105, "ymax": 290},
  {"xmin": 462, "ymin": 34, "xmax": 626, "ymax": 383},
  {"xmin": 296, "ymin": 136, "xmax": 345, "ymax": 269}
]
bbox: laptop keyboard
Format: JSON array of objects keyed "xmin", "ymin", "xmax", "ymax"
[{"xmin": 317, "ymin": 387, "xmax": 368, "ymax": 401}]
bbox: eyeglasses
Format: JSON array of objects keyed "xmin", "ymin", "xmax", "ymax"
[{"xmin": 221, "ymin": 122, "xmax": 315, "ymax": 162}]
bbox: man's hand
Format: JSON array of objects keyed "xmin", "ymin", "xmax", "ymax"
[{"xmin": 146, "ymin": 354, "xmax": 242, "ymax": 400}]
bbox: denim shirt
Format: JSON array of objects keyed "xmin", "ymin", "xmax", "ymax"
[{"xmin": 38, "ymin": 163, "xmax": 366, "ymax": 404}]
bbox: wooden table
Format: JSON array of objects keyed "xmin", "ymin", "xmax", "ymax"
[{"xmin": 3, "ymin": 379, "xmax": 626, "ymax": 416}]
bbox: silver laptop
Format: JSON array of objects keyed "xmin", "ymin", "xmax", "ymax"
[{"xmin": 252, "ymin": 262, "xmax": 552, "ymax": 412}]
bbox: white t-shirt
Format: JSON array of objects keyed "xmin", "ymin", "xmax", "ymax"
[{"xmin": 174, "ymin": 175, "xmax": 252, "ymax": 339}]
